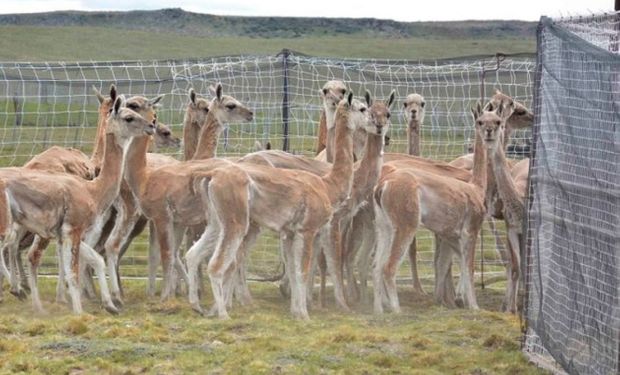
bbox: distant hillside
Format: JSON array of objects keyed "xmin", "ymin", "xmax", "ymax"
[{"xmin": 0, "ymin": 8, "xmax": 536, "ymax": 39}]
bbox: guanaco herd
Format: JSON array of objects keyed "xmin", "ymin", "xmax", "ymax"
[{"xmin": 0, "ymin": 80, "xmax": 531, "ymax": 320}]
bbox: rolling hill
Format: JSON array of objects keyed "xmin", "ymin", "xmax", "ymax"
[{"xmin": 0, "ymin": 8, "xmax": 536, "ymax": 60}]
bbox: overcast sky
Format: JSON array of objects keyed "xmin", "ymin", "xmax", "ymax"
[{"xmin": 0, "ymin": 0, "xmax": 614, "ymax": 21}]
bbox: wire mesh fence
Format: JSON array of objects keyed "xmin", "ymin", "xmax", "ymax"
[
  {"xmin": 523, "ymin": 12, "xmax": 620, "ymax": 375},
  {"xmin": 0, "ymin": 51, "xmax": 535, "ymax": 285}
]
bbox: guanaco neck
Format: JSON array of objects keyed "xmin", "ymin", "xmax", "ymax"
[
  {"xmin": 490, "ymin": 141, "xmax": 524, "ymax": 218},
  {"xmin": 192, "ymin": 111, "xmax": 222, "ymax": 160},
  {"xmin": 502, "ymin": 123, "xmax": 514, "ymax": 149},
  {"xmin": 407, "ymin": 116, "xmax": 421, "ymax": 156},
  {"xmin": 124, "ymin": 135, "xmax": 151, "ymax": 201},
  {"xmin": 355, "ymin": 131, "xmax": 384, "ymax": 196},
  {"xmin": 322, "ymin": 108, "xmax": 354, "ymax": 206},
  {"xmin": 182, "ymin": 111, "xmax": 202, "ymax": 161},
  {"xmin": 324, "ymin": 105, "xmax": 337, "ymax": 163},
  {"xmin": 91, "ymin": 106, "xmax": 110, "ymax": 167},
  {"xmin": 470, "ymin": 127, "xmax": 487, "ymax": 193},
  {"xmin": 86, "ymin": 132, "xmax": 126, "ymax": 213},
  {"xmin": 352, "ymin": 128, "xmax": 367, "ymax": 161}
]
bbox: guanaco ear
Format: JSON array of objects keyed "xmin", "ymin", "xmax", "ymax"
[
  {"xmin": 113, "ymin": 95, "xmax": 123, "ymax": 115},
  {"xmin": 189, "ymin": 89, "xmax": 196, "ymax": 105},
  {"xmin": 364, "ymin": 90, "xmax": 372, "ymax": 107},
  {"xmin": 471, "ymin": 101, "xmax": 482, "ymax": 120},
  {"xmin": 387, "ymin": 89, "xmax": 396, "ymax": 109},
  {"xmin": 208, "ymin": 84, "xmax": 217, "ymax": 96},
  {"xmin": 215, "ymin": 83, "xmax": 223, "ymax": 101},
  {"xmin": 93, "ymin": 86, "xmax": 105, "ymax": 104},
  {"xmin": 496, "ymin": 101, "xmax": 504, "ymax": 117},
  {"xmin": 347, "ymin": 92, "xmax": 353, "ymax": 106},
  {"xmin": 109, "ymin": 84, "xmax": 117, "ymax": 103},
  {"xmin": 494, "ymin": 88, "xmax": 502, "ymax": 95},
  {"xmin": 149, "ymin": 94, "xmax": 164, "ymax": 107}
]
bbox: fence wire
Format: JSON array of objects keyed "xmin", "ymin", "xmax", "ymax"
[{"xmin": 523, "ymin": 13, "xmax": 620, "ymax": 375}]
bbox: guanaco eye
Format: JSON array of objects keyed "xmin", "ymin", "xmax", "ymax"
[
  {"xmin": 477, "ymin": 120, "xmax": 483, "ymax": 126},
  {"xmin": 421, "ymin": 102, "xmax": 425, "ymax": 108},
  {"xmin": 322, "ymin": 88, "xmax": 328, "ymax": 95},
  {"xmin": 403, "ymin": 102, "xmax": 408, "ymax": 108},
  {"xmin": 386, "ymin": 113, "xmax": 391, "ymax": 119},
  {"xmin": 495, "ymin": 120, "xmax": 501, "ymax": 126},
  {"xmin": 126, "ymin": 116, "xmax": 134, "ymax": 122},
  {"xmin": 340, "ymin": 88, "xmax": 346, "ymax": 95},
  {"xmin": 127, "ymin": 103, "xmax": 139, "ymax": 110},
  {"xmin": 226, "ymin": 104, "xmax": 236, "ymax": 110},
  {"xmin": 360, "ymin": 107, "xmax": 367, "ymax": 113},
  {"xmin": 162, "ymin": 130, "xmax": 171, "ymax": 136},
  {"xmin": 515, "ymin": 109, "xmax": 525, "ymax": 115},
  {"xmin": 203, "ymin": 108, "xmax": 209, "ymax": 113}
]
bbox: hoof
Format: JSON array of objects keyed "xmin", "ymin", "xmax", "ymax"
[
  {"xmin": 112, "ymin": 297, "xmax": 124, "ymax": 308},
  {"xmin": 104, "ymin": 304, "xmax": 120, "ymax": 315},
  {"xmin": 293, "ymin": 312, "xmax": 310, "ymax": 321},
  {"xmin": 55, "ymin": 296, "xmax": 69, "ymax": 305},
  {"xmin": 279, "ymin": 282, "xmax": 291, "ymax": 299},
  {"xmin": 206, "ymin": 304, "xmax": 218, "ymax": 318},
  {"xmin": 454, "ymin": 297, "xmax": 464, "ymax": 308},
  {"xmin": 160, "ymin": 290, "xmax": 172, "ymax": 302},
  {"xmin": 33, "ymin": 307, "xmax": 47, "ymax": 315},
  {"xmin": 206, "ymin": 304, "xmax": 231, "ymax": 319},
  {"xmin": 10, "ymin": 289, "xmax": 27, "ymax": 301},
  {"xmin": 190, "ymin": 303, "xmax": 205, "ymax": 317},
  {"xmin": 338, "ymin": 304, "xmax": 351, "ymax": 313}
]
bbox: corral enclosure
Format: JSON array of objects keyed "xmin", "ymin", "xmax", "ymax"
[
  {"xmin": 0, "ymin": 9, "xmax": 617, "ymax": 375},
  {"xmin": 0, "ymin": 52, "xmax": 534, "ymax": 282}
]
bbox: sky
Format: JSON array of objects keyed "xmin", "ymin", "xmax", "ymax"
[{"xmin": 0, "ymin": 0, "xmax": 614, "ymax": 21}]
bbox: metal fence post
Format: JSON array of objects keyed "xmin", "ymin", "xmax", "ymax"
[{"xmin": 279, "ymin": 49, "xmax": 291, "ymax": 151}]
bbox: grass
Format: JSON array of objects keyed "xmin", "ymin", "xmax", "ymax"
[
  {"xmin": 0, "ymin": 26, "xmax": 535, "ymax": 61},
  {"xmin": 0, "ymin": 278, "xmax": 547, "ymax": 374}
]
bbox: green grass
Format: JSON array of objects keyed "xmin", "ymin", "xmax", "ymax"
[
  {"xmin": 0, "ymin": 279, "xmax": 546, "ymax": 374},
  {"xmin": 0, "ymin": 26, "xmax": 534, "ymax": 61}
]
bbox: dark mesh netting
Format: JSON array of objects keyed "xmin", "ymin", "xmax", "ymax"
[{"xmin": 523, "ymin": 14, "xmax": 620, "ymax": 375}]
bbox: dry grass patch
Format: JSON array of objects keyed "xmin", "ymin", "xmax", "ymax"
[{"xmin": 0, "ymin": 278, "xmax": 548, "ymax": 374}]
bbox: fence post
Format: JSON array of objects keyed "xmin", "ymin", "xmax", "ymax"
[
  {"xmin": 279, "ymin": 49, "xmax": 291, "ymax": 152},
  {"xmin": 12, "ymin": 91, "xmax": 22, "ymax": 127}
]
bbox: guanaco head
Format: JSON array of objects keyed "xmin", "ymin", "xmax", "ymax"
[
  {"xmin": 154, "ymin": 121, "xmax": 181, "ymax": 149},
  {"xmin": 473, "ymin": 101, "xmax": 505, "ymax": 150},
  {"xmin": 107, "ymin": 95, "xmax": 156, "ymax": 141},
  {"xmin": 364, "ymin": 89, "xmax": 394, "ymax": 137},
  {"xmin": 208, "ymin": 83, "xmax": 254, "ymax": 125},
  {"xmin": 94, "ymin": 85, "xmax": 162, "ymax": 126},
  {"xmin": 485, "ymin": 89, "xmax": 533, "ymax": 130},
  {"xmin": 335, "ymin": 92, "xmax": 370, "ymax": 132},
  {"xmin": 123, "ymin": 94, "xmax": 163, "ymax": 125},
  {"xmin": 320, "ymin": 80, "xmax": 347, "ymax": 111},
  {"xmin": 93, "ymin": 84, "xmax": 117, "ymax": 115},
  {"xmin": 186, "ymin": 88, "xmax": 211, "ymax": 128},
  {"xmin": 402, "ymin": 93, "xmax": 426, "ymax": 126}
]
